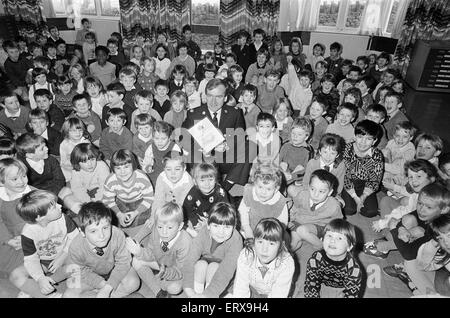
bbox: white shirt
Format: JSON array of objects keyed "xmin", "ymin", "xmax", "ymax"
[
  {"xmin": 26, "ymin": 158, "xmax": 44, "ymax": 174},
  {"xmin": 208, "ymin": 108, "xmax": 222, "ymax": 126}
]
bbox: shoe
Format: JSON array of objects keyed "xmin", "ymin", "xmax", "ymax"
[
  {"xmin": 17, "ymin": 291, "xmax": 31, "ymax": 298},
  {"xmin": 396, "ymin": 272, "xmax": 418, "ymax": 293},
  {"xmin": 156, "ymin": 289, "xmax": 169, "ymax": 298},
  {"xmin": 383, "ymin": 264, "xmax": 405, "ymax": 278},
  {"xmin": 363, "ymin": 241, "xmax": 389, "ymax": 259}
]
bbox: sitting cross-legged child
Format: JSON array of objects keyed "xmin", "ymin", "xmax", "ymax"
[
  {"xmin": 9, "ymin": 190, "xmax": 79, "ymax": 298},
  {"xmin": 126, "ymin": 202, "xmax": 192, "ymax": 298},
  {"xmin": 289, "ymin": 169, "xmax": 343, "ymax": 251},
  {"xmin": 304, "ymin": 219, "xmax": 362, "ymax": 298},
  {"xmin": 182, "ymin": 202, "xmax": 243, "ymax": 298},
  {"xmin": 64, "ymin": 201, "xmax": 140, "ymax": 298}
]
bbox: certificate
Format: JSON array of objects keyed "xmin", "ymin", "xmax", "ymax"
[{"xmin": 188, "ymin": 117, "xmax": 225, "ymax": 153}]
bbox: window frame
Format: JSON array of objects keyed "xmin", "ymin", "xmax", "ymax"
[{"xmin": 51, "ymin": 0, "xmax": 120, "ymax": 20}]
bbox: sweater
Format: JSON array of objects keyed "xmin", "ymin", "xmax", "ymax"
[
  {"xmin": 47, "ymin": 104, "xmax": 65, "ymax": 132},
  {"xmin": 302, "ymin": 158, "xmax": 346, "ymax": 195},
  {"xmin": 69, "ymin": 111, "xmax": 102, "ymax": 143},
  {"xmin": 29, "ymin": 82, "xmax": 54, "ymax": 110},
  {"xmin": 99, "ymin": 127, "xmax": 133, "ymax": 161},
  {"xmin": 0, "ymin": 185, "xmax": 33, "ymax": 245},
  {"xmin": 307, "ymin": 116, "xmax": 329, "ymax": 150},
  {"xmin": 0, "ymin": 106, "xmax": 29, "ymax": 135},
  {"xmin": 279, "ymin": 142, "xmax": 314, "ymax": 174},
  {"xmin": 151, "ymin": 171, "xmax": 194, "ymax": 216},
  {"xmin": 4, "ymin": 57, "xmax": 32, "ymax": 87},
  {"xmin": 68, "ymin": 226, "xmax": 131, "ymax": 289},
  {"xmin": 21, "ymin": 156, "xmax": 65, "ymax": 195},
  {"xmin": 182, "ymin": 226, "xmax": 243, "ymax": 297},
  {"xmin": 382, "ymin": 140, "xmax": 416, "ymax": 179},
  {"xmin": 89, "ymin": 61, "xmax": 116, "ymax": 89},
  {"xmin": 101, "ymin": 103, "xmax": 134, "ymax": 130},
  {"xmin": 132, "ymin": 134, "xmax": 152, "ymax": 161},
  {"xmin": 257, "ymin": 85, "xmax": 285, "ymax": 114},
  {"xmin": 137, "ymin": 72, "xmax": 159, "ymax": 93},
  {"xmin": 305, "ymin": 250, "xmax": 362, "ymax": 298},
  {"xmin": 290, "ymin": 190, "xmax": 343, "ymax": 227},
  {"xmin": 54, "ymin": 90, "xmax": 77, "ymax": 117},
  {"xmin": 183, "ymin": 184, "xmax": 229, "ymax": 227},
  {"xmin": 286, "ymin": 64, "xmax": 313, "ymax": 115},
  {"xmin": 239, "ymin": 184, "xmax": 288, "ymax": 231},
  {"xmin": 384, "ymin": 110, "xmax": 409, "ymax": 140},
  {"xmin": 166, "ymin": 55, "xmax": 196, "ymax": 78},
  {"xmin": 103, "ymin": 169, "xmax": 154, "ymax": 216},
  {"xmin": 70, "ymin": 160, "xmax": 110, "ymax": 203},
  {"xmin": 326, "ymin": 122, "xmax": 355, "ymax": 144},
  {"xmin": 245, "ymin": 62, "xmax": 273, "ymax": 85},
  {"xmin": 233, "ymin": 248, "xmax": 295, "ymax": 298}
]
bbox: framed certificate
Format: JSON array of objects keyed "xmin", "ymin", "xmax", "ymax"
[{"xmin": 188, "ymin": 117, "xmax": 225, "ymax": 153}]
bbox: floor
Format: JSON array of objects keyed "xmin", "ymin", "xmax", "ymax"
[{"xmin": 1, "ymin": 86, "xmax": 448, "ymax": 298}]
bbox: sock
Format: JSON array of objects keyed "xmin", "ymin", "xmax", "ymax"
[{"xmin": 194, "ymin": 281, "xmax": 204, "ymax": 294}]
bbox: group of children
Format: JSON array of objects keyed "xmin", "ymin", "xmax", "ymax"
[{"xmin": 0, "ymin": 23, "xmax": 449, "ymax": 298}]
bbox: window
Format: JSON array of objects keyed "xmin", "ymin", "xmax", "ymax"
[
  {"xmin": 50, "ymin": 0, "xmax": 120, "ymax": 18},
  {"xmin": 319, "ymin": 0, "xmax": 341, "ymax": 27},
  {"xmin": 345, "ymin": 0, "xmax": 366, "ymax": 28},
  {"xmin": 385, "ymin": 0, "xmax": 400, "ymax": 34},
  {"xmin": 191, "ymin": 0, "xmax": 220, "ymax": 51}
]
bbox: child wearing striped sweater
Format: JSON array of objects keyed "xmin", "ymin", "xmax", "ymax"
[{"xmin": 103, "ymin": 149, "xmax": 154, "ymax": 236}]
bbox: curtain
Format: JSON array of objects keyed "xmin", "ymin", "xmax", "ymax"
[
  {"xmin": 159, "ymin": 0, "xmax": 190, "ymax": 42},
  {"xmin": 391, "ymin": 0, "xmax": 412, "ymax": 38},
  {"xmin": 359, "ymin": 0, "xmax": 392, "ymax": 35},
  {"xmin": 220, "ymin": 0, "xmax": 280, "ymax": 47},
  {"xmin": 393, "ymin": 0, "xmax": 450, "ymax": 75},
  {"xmin": 2, "ymin": 0, "xmax": 44, "ymax": 39}
]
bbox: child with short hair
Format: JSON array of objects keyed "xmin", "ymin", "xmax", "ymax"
[
  {"xmin": 28, "ymin": 108, "xmax": 62, "ymax": 156},
  {"xmin": 184, "ymin": 76, "xmax": 201, "ymax": 110},
  {"xmin": 273, "ymin": 97, "xmax": 293, "ymax": 143},
  {"xmin": 89, "ymin": 46, "xmax": 116, "ymax": 89},
  {"xmin": 183, "ymin": 163, "xmax": 229, "ymax": 237},
  {"xmin": 257, "ymin": 69, "xmax": 285, "ymax": 114},
  {"xmin": 248, "ymin": 113, "xmax": 282, "ymax": 167},
  {"xmin": 182, "ymin": 202, "xmax": 243, "ymax": 298},
  {"xmin": 103, "ymin": 149, "xmax": 154, "ymax": 235},
  {"xmin": 365, "ymin": 103, "xmax": 388, "ymax": 149},
  {"xmin": 138, "ymin": 56, "xmax": 159, "ymax": 93},
  {"xmin": 382, "ymin": 121, "xmax": 416, "ymax": 185},
  {"xmin": 107, "ymin": 38, "xmax": 126, "ymax": 74},
  {"xmin": 65, "ymin": 201, "xmax": 140, "ymax": 298},
  {"xmin": 198, "ymin": 63, "xmax": 217, "ymax": 103},
  {"xmin": 167, "ymin": 42, "xmax": 196, "ymax": 78},
  {"xmin": 342, "ymin": 120, "xmax": 384, "ymax": 218},
  {"xmin": 102, "ymin": 82, "xmax": 134, "ymax": 129},
  {"xmin": 336, "ymin": 61, "xmax": 358, "ymax": 93},
  {"xmin": 29, "ymin": 67, "xmax": 54, "ymax": 110},
  {"xmin": 324, "ymin": 42, "xmax": 344, "ymax": 80},
  {"xmin": 369, "ymin": 51, "xmax": 391, "ymax": 85},
  {"xmin": 119, "ymin": 68, "xmax": 139, "ymax": 108},
  {"xmin": 33, "ymin": 88, "xmax": 65, "ymax": 132},
  {"xmin": 301, "ymin": 133, "xmax": 346, "ymax": 196},
  {"xmin": 343, "ymin": 86, "xmax": 364, "ymax": 123},
  {"xmin": 0, "ymin": 158, "xmax": 32, "ymax": 279},
  {"xmin": 143, "ymin": 120, "xmax": 182, "ymax": 186},
  {"xmin": 311, "ymin": 60, "xmax": 328, "ymax": 92},
  {"xmin": 356, "ymin": 75, "xmax": 375, "ymax": 113},
  {"xmin": 70, "ymin": 93, "xmax": 102, "ymax": 146},
  {"xmin": 227, "ymin": 64, "xmax": 245, "ymax": 102},
  {"xmin": 313, "ymin": 73, "xmax": 340, "ymax": 122},
  {"xmin": 0, "ymin": 138, "xmax": 16, "ymax": 159},
  {"xmin": 356, "ymin": 55, "xmax": 369, "ymax": 75},
  {"xmin": 325, "ymin": 103, "xmax": 358, "ymax": 143},
  {"xmin": 85, "ymin": 76, "xmax": 107, "ymax": 119},
  {"xmin": 415, "ymin": 132, "xmax": 443, "ymax": 168},
  {"xmin": 214, "ymin": 42, "xmax": 225, "ymax": 67},
  {"xmin": 279, "ymin": 117, "xmax": 314, "ymax": 184},
  {"xmin": 232, "ymin": 218, "xmax": 295, "ymax": 298},
  {"xmin": 384, "ymin": 91, "xmax": 409, "ymax": 140},
  {"xmin": 132, "ymin": 113, "xmax": 154, "ymax": 165},
  {"xmin": 286, "ymin": 57, "xmax": 313, "ymax": 117},
  {"xmin": 307, "ymin": 42, "xmax": 325, "ymax": 72},
  {"xmin": 151, "ymin": 151, "xmax": 194, "ymax": 218},
  {"xmin": 129, "ymin": 90, "xmax": 162, "ymax": 134},
  {"xmin": 373, "ymin": 68, "xmax": 398, "ymax": 101},
  {"xmin": 290, "ymin": 170, "xmax": 343, "ymax": 250},
  {"xmin": 153, "ymin": 79, "xmax": 172, "ymax": 119},
  {"xmin": 153, "ymin": 43, "xmax": 171, "ymax": 80},
  {"xmin": 10, "ymin": 190, "xmax": 78, "ymax": 298},
  {"xmin": 16, "ymin": 133, "xmax": 65, "ymax": 195},
  {"xmin": 288, "ymin": 37, "xmax": 306, "ymax": 68},
  {"xmin": 130, "ymin": 44, "xmax": 144, "ymax": 67},
  {"xmin": 307, "ymin": 96, "xmax": 329, "ymax": 150},
  {"xmin": 168, "ymin": 64, "xmax": 187, "ymax": 96},
  {"xmin": 126, "ymin": 201, "xmax": 192, "ymax": 298},
  {"xmin": 245, "ymin": 49, "xmax": 272, "ymax": 86},
  {"xmin": 239, "ymin": 164, "xmax": 288, "ymax": 239},
  {"xmin": 59, "ymin": 143, "xmax": 109, "ymax": 214},
  {"xmin": 195, "ymin": 51, "xmax": 215, "ymax": 82},
  {"xmin": 82, "ymin": 32, "xmax": 96, "ymax": 65},
  {"xmin": 238, "ymin": 84, "xmax": 260, "ymax": 131},
  {"xmin": 304, "ymin": 219, "xmax": 362, "ymax": 298},
  {"xmin": 439, "ymin": 153, "xmax": 450, "ymax": 187},
  {"xmin": 164, "ymin": 90, "xmax": 188, "ymax": 130},
  {"xmin": 3, "ymin": 40, "xmax": 33, "ymax": 102},
  {"xmin": 0, "ymin": 91, "xmax": 30, "ymax": 137},
  {"xmin": 60, "ymin": 118, "xmax": 91, "ymax": 181},
  {"xmin": 99, "ymin": 108, "xmax": 133, "ymax": 162},
  {"xmin": 54, "ymin": 75, "xmax": 77, "ymax": 117}
]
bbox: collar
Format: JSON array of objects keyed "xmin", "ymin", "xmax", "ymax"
[
  {"xmin": 309, "ymin": 197, "xmax": 328, "ymax": 210},
  {"xmin": 0, "ymin": 185, "xmax": 32, "ymax": 201},
  {"xmin": 4, "ymin": 108, "xmax": 20, "ymax": 118},
  {"xmin": 252, "ymin": 186, "xmax": 281, "ymax": 204},
  {"xmin": 174, "ymin": 80, "xmax": 183, "ymax": 86},
  {"xmin": 138, "ymin": 134, "xmax": 152, "ymax": 142},
  {"xmin": 319, "ymin": 158, "xmax": 334, "ymax": 170},
  {"xmin": 353, "ymin": 143, "xmax": 373, "ymax": 157},
  {"xmin": 387, "ymin": 110, "xmax": 399, "ymax": 120},
  {"xmin": 255, "ymin": 132, "xmax": 274, "ymax": 146},
  {"xmin": 159, "ymin": 231, "xmax": 181, "ymax": 249},
  {"xmin": 209, "ymin": 108, "xmax": 221, "ymax": 118},
  {"xmin": 109, "ymin": 52, "xmax": 118, "ymax": 56},
  {"xmin": 161, "ymin": 170, "xmax": 191, "ymax": 189},
  {"xmin": 108, "ymin": 127, "xmax": 124, "ymax": 135},
  {"xmin": 255, "ymin": 252, "xmax": 278, "ymax": 271},
  {"xmin": 26, "ymin": 158, "xmax": 45, "ymax": 172},
  {"xmin": 375, "ymin": 65, "xmax": 388, "ymax": 72},
  {"xmin": 42, "ymin": 129, "xmax": 48, "ymax": 140}
]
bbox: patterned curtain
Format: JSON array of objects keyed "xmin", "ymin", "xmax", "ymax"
[
  {"xmin": 2, "ymin": 0, "xmax": 44, "ymax": 40},
  {"xmin": 220, "ymin": 0, "xmax": 280, "ymax": 47},
  {"xmin": 119, "ymin": 0, "xmax": 189, "ymax": 43},
  {"xmin": 393, "ymin": 0, "xmax": 450, "ymax": 75}
]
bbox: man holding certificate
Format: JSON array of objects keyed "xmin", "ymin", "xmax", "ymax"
[{"xmin": 182, "ymin": 78, "xmax": 251, "ymax": 195}]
